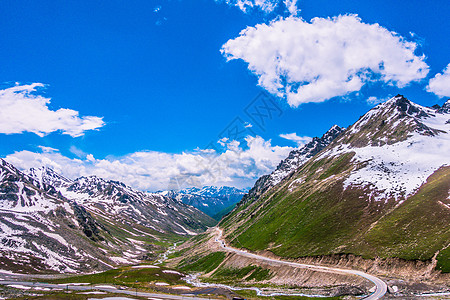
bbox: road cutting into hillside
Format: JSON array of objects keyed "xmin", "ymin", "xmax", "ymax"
[{"xmin": 215, "ymin": 227, "xmax": 388, "ymax": 299}]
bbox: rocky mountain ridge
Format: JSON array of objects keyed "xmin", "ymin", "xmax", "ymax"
[
  {"xmin": 0, "ymin": 160, "xmax": 215, "ymax": 274},
  {"xmin": 220, "ymin": 95, "xmax": 450, "ymax": 274},
  {"xmin": 0, "ymin": 159, "xmax": 113, "ymax": 273},
  {"xmin": 240, "ymin": 124, "xmax": 345, "ymax": 205},
  {"xmin": 28, "ymin": 168, "xmax": 215, "ymax": 236},
  {"xmin": 158, "ymin": 186, "xmax": 247, "ymax": 219}
]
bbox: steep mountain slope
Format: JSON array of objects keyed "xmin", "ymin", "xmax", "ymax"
[
  {"xmin": 158, "ymin": 186, "xmax": 247, "ymax": 219},
  {"xmin": 0, "ymin": 159, "xmax": 115, "ymax": 273},
  {"xmin": 220, "ymin": 95, "xmax": 450, "ymax": 272},
  {"xmin": 0, "ymin": 161, "xmax": 215, "ymax": 274},
  {"xmin": 56, "ymin": 176, "xmax": 216, "ymax": 235},
  {"xmin": 241, "ymin": 124, "xmax": 344, "ymax": 205},
  {"xmin": 28, "ymin": 166, "xmax": 72, "ymax": 188}
]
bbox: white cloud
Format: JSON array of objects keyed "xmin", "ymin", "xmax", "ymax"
[
  {"xmin": 37, "ymin": 146, "xmax": 59, "ymax": 153},
  {"xmin": 279, "ymin": 133, "xmax": 311, "ymax": 146},
  {"xmin": 220, "ymin": 0, "xmax": 298, "ymax": 15},
  {"xmin": 0, "ymin": 83, "xmax": 105, "ymax": 137},
  {"xmin": 426, "ymin": 63, "xmax": 450, "ymax": 97},
  {"xmin": 223, "ymin": 0, "xmax": 277, "ymax": 13},
  {"xmin": 5, "ymin": 136, "xmax": 293, "ymax": 191},
  {"xmin": 283, "ymin": 0, "xmax": 298, "ymax": 15},
  {"xmin": 366, "ymin": 95, "xmax": 392, "ymax": 106},
  {"xmin": 69, "ymin": 145, "xmax": 88, "ymax": 158},
  {"xmin": 221, "ymin": 15, "xmax": 429, "ymax": 107}
]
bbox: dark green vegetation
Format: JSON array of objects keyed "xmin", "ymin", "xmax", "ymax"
[
  {"xmin": 49, "ymin": 265, "xmax": 185, "ymax": 287},
  {"xmin": 210, "ymin": 265, "xmax": 272, "ymax": 283},
  {"xmin": 355, "ymin": 166, "xmax": 450, "ymax": 263},
  {"xmin": 176, "ymin": 247, "xmax": 274, "ymax": 286},
  {"xmin": 212, "ymin": 203, "xmax": 237, "ymax": 221},
  {"xmin": 436, "ymin": 246, "xmax": 450, "ymax": 273},
  {"xmin": 221, "ymin": 151, "xmax": 450, "ymax": 272},
  {"xmin": 179, "ymin": 251, "xmax": 226, "ymax": 273}
]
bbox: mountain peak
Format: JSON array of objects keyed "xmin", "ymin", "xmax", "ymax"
[
  {"xmin": 343, "ymin": 95, "xmax": 440, "ymax": 147},
  {"xmin": 438, "ymin": 99, "xmax": 450, "ymax": 114},
  {"xmin": 28, "ymin": 166, "xmax": 72, "ymax": 188}
]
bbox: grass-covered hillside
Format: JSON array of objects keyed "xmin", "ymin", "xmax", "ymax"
[{"xmin": 220, "ymin": 97, "xmax": 450, "ymax": 273}]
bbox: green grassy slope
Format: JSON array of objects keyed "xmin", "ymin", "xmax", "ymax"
[{"xmin": 220, "ymin": 152, "xmax": 450, "ymax": 271}]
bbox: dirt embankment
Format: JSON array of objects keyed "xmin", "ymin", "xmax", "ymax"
[
  {"xmin": 214, "ymin": 251, "xmax": 369, "ymax": 289},
  {"xmin": 168, "ymin": 230, "xmax": 369, "ymax": 291},
  {"xmin": 169, "ymin": 228, "xmax": 449, "ymax": 290},
  {"xmin": 284, "ymin": 252, "xmax": 449, "ymax": 285}
]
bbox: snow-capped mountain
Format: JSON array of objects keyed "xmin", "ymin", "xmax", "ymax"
[
  {"xmin": 0, "ymin": 161, "xmax": 215, "ymax": 274},
  {"xmin": 221, "ymin": 95, "xmax": 450, "ymax": 269},
  {"xmin": 0, "ymin": 159, "xmax": 114, "ymax": 273},
  {"xmin": 331, "ymin": 95, "xmax": 450, "ymax": 201},
  {"xmin": 241, "ymin": 124, "xmax": 345, "ymax": 204},
  {"xmin": 158, "ymin": 186, "xmax": 247, "ymax": 219},
  {"xmin": 28, "ymin": 169, "xmax": 216, "ymax": 236},
  {"xmin": 28, "ymin": 166, "xmax": 72, "ymax": 189}
]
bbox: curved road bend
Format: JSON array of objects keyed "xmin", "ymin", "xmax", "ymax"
[{"xmin": 215, "ymin": 228, "xmax": 387, "ymax": 299}]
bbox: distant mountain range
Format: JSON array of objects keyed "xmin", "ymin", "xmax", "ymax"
[
  {"xmin": 0, "ymin": 160, "xmax": 215, "ymax": 274},
  {"xmin": 158, "ymin": 186, "xmax": 248, "ymax": 220},
  {"xmin": 221, "ymin": 95, "xmax": 450, "ymax": 273}
]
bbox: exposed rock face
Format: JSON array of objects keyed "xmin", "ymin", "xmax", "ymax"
[
  {"xmin": 0, "ymin": 159, "xmax": 215, "ymax": 274},
  {"xmin": 0, "ymin": 159, "xmax": 112, "ymax": 273},
  {"xmin": 239, "ymin": 124, "xmax": 344, "ymax": 205},
  {"xmin": 29, "ymin": 170, "xmax": 216, "ymax": 235}
]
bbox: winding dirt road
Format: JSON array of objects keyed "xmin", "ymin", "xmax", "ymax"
[{"xmin": 215, "ymin": 227, "xmax": 387, "ymax": 299}]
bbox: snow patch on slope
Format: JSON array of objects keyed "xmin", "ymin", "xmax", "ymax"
[{"xmin": 341, "ymin": 104, "xmax": 450, "ymax": 201}]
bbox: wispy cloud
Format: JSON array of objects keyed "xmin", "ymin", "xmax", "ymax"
[
  {"xmin": 283, "ymin": 0, "xmax": 298, "ymax": 15},
  {"xmin": 366, "ymin": 95, "xmax": 392, "ymax": 106},
  {"xmin": 6, "ymin": 136, "xmax": 293, "ymax": 191},
  {"xmin": 427, "ymin": 63, "xmax": 450, "ymax": 97},
  {"xmin": 219, "ymin": 0, "xmax": 298, "ymax": 15},
  {"xmin": 279, "ymin": 132, "xmax": 311, "ymax": 146},
  {"xmin": 222, "ymin": 15, "xmax": 429, "ymax": 107},
  {"xmin": 0, "ymin": 83, "xmax": 105, "ymax": 137},
  {"xmin": 37, "ymin": 146, "xmax": 59, "ymax": 153}
]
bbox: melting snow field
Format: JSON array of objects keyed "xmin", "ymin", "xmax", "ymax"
[
  {"xmin": 7, "ymin": 284, "xmax": 31, "ymax": 290},
  {"xmin": 339, "ymin": 105, "xmax": 450, "ymax": 202},
  {"xmin": 94, "ymin": 285, "xmax": 117, "ymax": 289},
  {"xmin": 132, "ymin": 265, "xmax": 159, "ymax": 269},
  {"xmin": 162, "ymin": 270, "xmax": 183, "ymax": 275}
]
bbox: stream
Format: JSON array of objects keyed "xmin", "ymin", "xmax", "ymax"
[
  {"xmin": 156, "ymin": 242, "xmax": 178, "ymax": 265},
  {"xmin": 183, "ymin": 273, "xmax": 327, "ymax": 298}
]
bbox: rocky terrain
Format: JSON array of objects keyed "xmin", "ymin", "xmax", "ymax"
[
  {"xmin": 241, "ymin": 124, "xmax": 345, "ymax": 205},
  {"xmin": 0, "ymin": 160, "xmax": 215, "ymax": 274}
]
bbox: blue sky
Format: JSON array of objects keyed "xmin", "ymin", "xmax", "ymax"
[{"xmin": 1, "ymin": 0, "xmax": 449, "ymax": 191}]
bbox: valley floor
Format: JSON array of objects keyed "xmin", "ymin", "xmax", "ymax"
[{"xmin": 166, "ymin": 227, "xmax": 450, "ymax": 299}]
